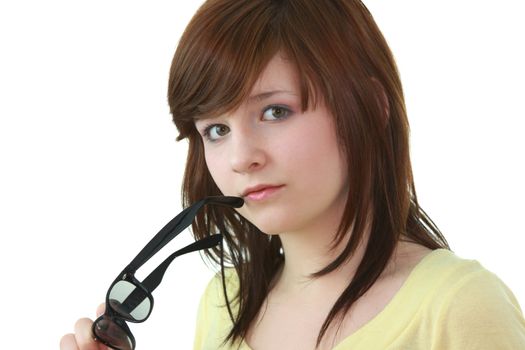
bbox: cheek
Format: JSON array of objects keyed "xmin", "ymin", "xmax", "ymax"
[
  {"xmin": 204, "ymin": 150, "xmax": 230, "ymax": 194},
  {"xmin": 283, "ymin": 118, "xmax": 339, "ymax": 169},
  {"xmin": 287, "ymin": 116, "xmax": 347, "ymax": 188}
]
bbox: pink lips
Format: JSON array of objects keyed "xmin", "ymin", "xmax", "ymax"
[{"xmin": 243, "ymin": 185, "xmax": 284, "ymax": 201}]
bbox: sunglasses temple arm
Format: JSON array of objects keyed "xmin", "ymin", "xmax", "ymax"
[
  {"xmin": 118, "ymin": 235, "xmax": 223, "ymax": 313},
  {"xmin": 124, "ymin": 200, "xmax": 207, "ymax": 272},
  {"xmin": 125, "ymin": 196, "xmax": 242, "ymax": 272},
  {"xmin": 140, "ymin": 234, "xmax": 223, "ymax": 293}
]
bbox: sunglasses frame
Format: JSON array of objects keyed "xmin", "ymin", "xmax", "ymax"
[{"xmin": 92, "ymin": 196, "xmax": 244, "ymax": 350}]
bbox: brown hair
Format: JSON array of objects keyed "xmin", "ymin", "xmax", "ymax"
[{"xmin": 168, "ymin": 0, "xmax": 449, "ymax": 348}]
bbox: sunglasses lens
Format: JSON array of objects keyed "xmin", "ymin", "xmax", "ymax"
[
  {"xmin": 93, "ymin": 316, "xmax": 134, "ymax": 350},
  {"xmin": 109, "ymin": 280, "xmax": 152, "ymax": 321}
]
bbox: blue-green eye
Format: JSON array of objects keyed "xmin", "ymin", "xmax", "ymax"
[{"xmin": 262, "ymin": 105, "xmax": 291, "ymax": 121}]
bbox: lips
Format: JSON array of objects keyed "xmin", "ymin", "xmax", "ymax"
[{"xmin": 241, "ymin": 184, "xmax": 284, "ymax": 197}]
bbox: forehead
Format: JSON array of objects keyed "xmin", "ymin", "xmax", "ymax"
[{"xmin": 249, "ymin": 53, "xmax": 300, "ymax": 96}]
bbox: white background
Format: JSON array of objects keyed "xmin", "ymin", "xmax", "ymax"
[{"xmin": 0, "ymin": 1, "xmax": 524, "ymax": 349}]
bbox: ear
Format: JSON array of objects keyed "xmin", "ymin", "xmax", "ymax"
[{"xmin": 370, "ymin": 77, "xmax": 390, "ymax": 127}]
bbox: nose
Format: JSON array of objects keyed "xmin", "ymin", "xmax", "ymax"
[{"xmin": 229, "ymin": 123, "xmax": 267, "ymax": 174}]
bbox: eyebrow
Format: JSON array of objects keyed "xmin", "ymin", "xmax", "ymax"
[{"xmin": 248, "ymin": 90, "xmax": 297, "ymax": 102}]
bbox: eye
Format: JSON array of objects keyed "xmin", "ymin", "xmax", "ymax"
[
  {"xmin": 202, "ymin": 124, "xmax": 230, "ymax": 142},
  {"xmin": 262, "ymin": 105, "xmax": 291, "ymax": 121}
]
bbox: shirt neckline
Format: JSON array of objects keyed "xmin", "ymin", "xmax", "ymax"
[
  {"xmin": 331, "ymin": 248, "xmax": 450, "ymax": 349},
  {"xmin": 240, "ymin": 248, "xmax": 451, "ymax": 350}
]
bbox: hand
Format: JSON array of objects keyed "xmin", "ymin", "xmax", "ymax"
[{"xmin": 60, "ymin": 303, "xmax": 109, "ymax": 350}]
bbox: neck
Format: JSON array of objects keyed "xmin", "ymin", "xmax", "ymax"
[{"xmin": 272, "ymin": 209, "xmax": 372, "ymax": 295}]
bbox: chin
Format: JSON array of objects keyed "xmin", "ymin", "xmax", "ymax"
[
  {"xmin": 249, "ymin": 218, "xmax": 296, "ymax": 236},
  {"xmin": 255, "ymin": 227, "xmax": 283, "ymax": 235},
  {"xmin": 238, "ymin": 202, "xmax": 301, "ymax": 235}
]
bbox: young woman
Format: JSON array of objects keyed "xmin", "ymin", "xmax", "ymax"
[{"xmin": 61, "ymin": 0, "xmax": 525, "ymax": 349}]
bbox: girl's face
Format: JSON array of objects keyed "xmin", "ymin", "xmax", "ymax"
[{"xmin": 194, "ymin": 54, "xmax": 349, "ymax": 235}]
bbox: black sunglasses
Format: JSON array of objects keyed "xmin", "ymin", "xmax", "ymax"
[{"xmin": 91, "ymin": 196, "xmax": 244, "ymax": 350}]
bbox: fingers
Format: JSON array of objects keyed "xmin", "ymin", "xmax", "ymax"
[
  {"xmin": 60, "ymin": 333, "xmax": 79, "ymax": 350},
  {"xmin": 96, "ymin": 303, "xmax": 106, "ymax": 318},
  {"xmin": 60, "ymin": 303, "xmax": 109, "ymax": 350},
  {"xmin": 73, "ymin": 318, "xmax": 101, "ymax": 350},
  {"xmin": 60, "ymin": 319, "xmax": 104, "ymax": 350}
]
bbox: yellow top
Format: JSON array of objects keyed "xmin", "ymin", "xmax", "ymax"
[{"xmin": 193, "ymin": 249, "xmax": 525, "ymax": 349}]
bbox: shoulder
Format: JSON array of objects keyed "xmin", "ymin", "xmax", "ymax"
[
  {"xmin": 194, "ymin": 268, "xmax": 241, "ymax": 350},
  {"xmin": 418, "ymin": 249, "xmax": 525, "ymax": 348},
  {"xmin": 197, "ymin": 267, "xmax": 240, "ymax": 321},
  {"xmin": 420, "ymin": 249, "xmax": 522, "ymax": 310},
  {"xmin": 201, "ymin": 267, "xmax": 240, "ymax": 306}
]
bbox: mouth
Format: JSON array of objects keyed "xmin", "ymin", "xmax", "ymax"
[{"xmin": 242, "ymin": 185, "xmax": 285, "ymax": 201}]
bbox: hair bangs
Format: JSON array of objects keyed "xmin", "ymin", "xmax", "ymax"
[
  {"xmin": 168, "ymin": 0, "xmax": 327, "ymax": 141},
  {"xmin": 168, "ymin": 1, "xmax": 279, "ymax": 141}
]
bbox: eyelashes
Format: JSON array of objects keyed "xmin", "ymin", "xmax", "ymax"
[
  {"xmin": 201, "ymin": 123, "xmax": 229, "ymax": 142},
  {"xmin": 200, "ymin": 104, "xmax": 293, "ymax": 143}
]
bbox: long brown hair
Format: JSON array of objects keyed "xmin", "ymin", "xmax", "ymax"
[{"xmin": 168, "ymin": 0, "xmax": 450, "ymax": 348}]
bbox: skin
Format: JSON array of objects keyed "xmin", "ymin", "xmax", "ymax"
[
  {"xmin": 60, "ymin": 53, "xmax": 431, "ymax": 350},
  {"xmin": 60, "ymin": 303, "xmax": 108, "ymax": 350}
]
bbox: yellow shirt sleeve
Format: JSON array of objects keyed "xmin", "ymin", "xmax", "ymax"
[
  {"xmin": 193, "ymin": 269, "xmax": 247, "ymax": 350},
  {"xmin": 431, "ymin": 269, "xmax": 525, "ymax": 349},
  {"xmin": 193, "ymin": 275, "xmax": 211, "ymax": 350}
]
